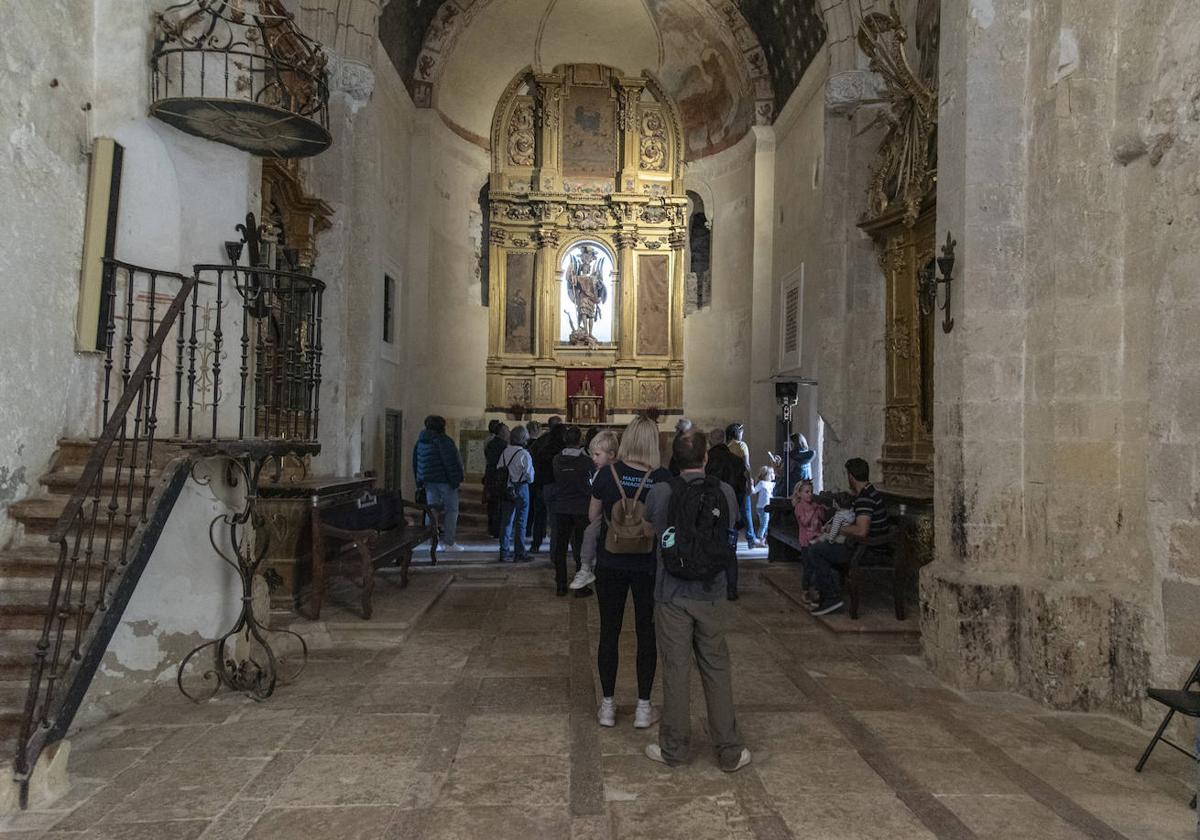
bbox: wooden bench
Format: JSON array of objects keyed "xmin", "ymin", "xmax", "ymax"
[
  {"xmin": 845, "ymin": 527, "xmax": 906, "ymax": 621},
  {"xmin": 765, "ymin": 499, "xmax": 802, "ymax": 563},
  {"xmin": 308, "ymin": 489, "xmax": 439, "ymax": 620}
]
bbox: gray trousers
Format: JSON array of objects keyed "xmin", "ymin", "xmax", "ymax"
[{"xmin": 655, "ymin": 598, "xmax": 744, "ymax": 768}]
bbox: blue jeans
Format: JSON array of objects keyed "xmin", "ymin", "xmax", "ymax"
[
  {"xmin": 807, "ymin": 541, "xmax": 851, "ymax": 605},
  {"xmin": 424, "ymin": 483, "xmax": 460, "ymax": 545},
  {"xmin": 500, "ymin": 484, "xmax": 530, "ymax": 558},
  {"xmin": 741, "ymin": 495, "xmax": 757, "ymax": 546},
  {"xmin": 755, "ymin": 505, "xmax": 770, "ymax": 542}
]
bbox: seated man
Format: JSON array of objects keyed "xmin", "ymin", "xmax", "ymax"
[{"xmin": 804, "ymin": 457, "xmax": 890, "ymax": 615}]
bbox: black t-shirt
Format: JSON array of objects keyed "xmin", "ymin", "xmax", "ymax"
[{"xmin": 591, "ymin": 461, "xmax": 672, "ymax": 571}]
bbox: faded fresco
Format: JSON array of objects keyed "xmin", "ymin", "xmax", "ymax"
[
  {"xmin": 645, "ymin": 0, "xmax": 755, "ymax": 158},
  {"xmin": 562, "ymin": 85, "xmax": 617, "ymax": 178},
  {"xmin": 504, "ymin": 251, "xmax": 535, "ymax": 354},
  {"xmin": 637, "ymin": 254, "xmax": 670, "ymax": 356}
]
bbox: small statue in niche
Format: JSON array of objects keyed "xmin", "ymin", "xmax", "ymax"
[{"xmin": 565, "ymin": 244, "xmax": 608, "ymax": 346}]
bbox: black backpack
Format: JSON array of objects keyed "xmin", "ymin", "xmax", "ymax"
[{"xmin": 660, "ymin": 476, "xmax": 735, "ymax": 582}]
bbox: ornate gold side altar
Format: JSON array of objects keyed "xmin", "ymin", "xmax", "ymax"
[{"xmin": 485, "ymin": 64, "xmax": 686, "ymax": 419}]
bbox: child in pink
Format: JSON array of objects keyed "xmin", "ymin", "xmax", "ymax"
[{"xmin": 792, "ymin": 480, "xmax": 825, "ymax": 547}]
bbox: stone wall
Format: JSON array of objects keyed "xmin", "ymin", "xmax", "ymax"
[{"xmin": 924, "ymin": 0, "xmax": 1200, "ymax": 722}]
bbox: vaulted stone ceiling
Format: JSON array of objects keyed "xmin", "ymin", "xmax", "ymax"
[{"xmin": 379, "ymin": 0, "xmax": 825, "ymax": 156}]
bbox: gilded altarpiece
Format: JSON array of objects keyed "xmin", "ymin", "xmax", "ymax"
[
  {"xmin": 861, "ymin": 202, "xmax": 935, "ymax": 496},
  {"xmin": 486, "ymin": 65, "xmax": 687, "ymax": 418}
]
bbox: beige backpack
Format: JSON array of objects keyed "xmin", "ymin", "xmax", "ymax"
[{"xmin": 604, "ymin": 465, "xmax": 656, "ymax": 554}]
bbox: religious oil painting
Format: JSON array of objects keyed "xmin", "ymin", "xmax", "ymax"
[
  {"xmin": 505, "ymin": 251, "xmax": 535, "ymax": 354},
  {"xmin": 562, "ymin": 85, "xmax": 617, "ymax": 177}
]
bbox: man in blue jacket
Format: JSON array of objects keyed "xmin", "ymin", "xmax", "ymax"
[{"xmin": 413, "ymin": 415, "xmax": 466, "ymax": 551}]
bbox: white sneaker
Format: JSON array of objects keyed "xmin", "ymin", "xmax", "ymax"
[
  {"xmin": 597, "ymin": 697, "xmax": 616, "ymax": 727},
  {"xmin": 441, "ymin": 543, "xmax": 465, "ymax": 552},
  {"xmin": 569, "ymin": 568, "xmax": 596, "ymax": 590},
  {"xmin": 720, "ymin": 748, "xmax": 752, "ymax": 773},
  {"xmin": 634, "ymin": 700, "xmax": 659, "ymax": 729},
  {"xmin": 645, "ymin": 743, "xmax": 668, "ymax": 765}
]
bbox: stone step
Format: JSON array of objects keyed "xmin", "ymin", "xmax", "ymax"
[
  {"xmin": 41, "ymin": 464, "xmax": 164, "ymax": 494},
  {"xmin": 8, "ymin": 496, "xmax": 147, "ymax": 536},
  {"xmin": 51, "ymin": 438, "xmax": 187, "ymax": 471}
]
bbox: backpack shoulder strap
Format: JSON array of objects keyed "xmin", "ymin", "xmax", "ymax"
[{"xmin": 609, "ymin": 465, "xmax": 627, "ymax": 502}]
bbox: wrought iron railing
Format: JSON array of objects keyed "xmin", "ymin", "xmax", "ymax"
[{"xmin": 13, "ymin": 258, "xmax": 324, "ymax": 805}]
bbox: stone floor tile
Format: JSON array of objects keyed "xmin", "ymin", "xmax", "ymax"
[
  {"xmin": 479, "ymin": 653, "xmax": 570, "ymax": 678},
  {"xmin": 473, "ymin": 676, "xmax": 570, "ymax": 710},
  {"xmin": 753, "ymin": 749, "xmax": 891, "ymax": 796},
  {"xmin": 354, "ymin": 681, "xmax": 453, "ymax": 712},
  {"xmin": 802, "ymin": 659, "xmax": 873, "ymax": 679},
  {"xmin": 100, "ymin": 757, "xmax": 268, "ymax": 823},
  {"xmin": 1072, "ymin": 792, "xmax": 1196, "ymax": 840},
  {"xmin": 609, "ymin": 795, "xmax": 755, "ymax": 840},
  {"xmin": 313, "ymin": 713, "xmax": 438, "ymax": 756},
  {"xmin": 197, "ymin": 799, "xmax": 268, "ymax": 840},
  {"xmin": 773, "ymin": 793, "xmax": 937, "ymax": 840},
  {"xmin": 570, "ymin": 814, "xmax": 612, "ymax": 840},
  {"xmin": 243, "ymin": 806, "xmax": 399, "ymax": 839},
  {"xmin": 417, "ymin": 806, "xmax": 571, "ymax": 840},
  {"xmin": 237, "ymin": 751, "xmax": 308, "ymax": 800},
  {"xmin": 811, "ymin": 678, "xmax": 909, "ymax": 710},
  {"xmin": 86, "ymin": 820, "xmax": 212, "ymax": 839},
  {"xmin": 935, "ymin": 794, "xmax": 1094, "ymax": 840},
  {"xmin": 730, "ymin": 673, "xmax": 805, "ymax": 707},
  {"xmin": 435, "ymin": 755, "xmax": 570, "ymax": 808},
  {"xmin": 738, "ymin": 711, "xmax": 853, "ymax": 753},
  {"xmin": 600, "ymin": 754, "xmax": 739, "ymax": 801},
  {"xmin": 270, "ymin": 754, "xmax": 435, "ymax": 807},
  {"xmin": 853, "ymin": 711, "xmax": 965, "ymax": 751},
  {"xmin": 455, "ymin": 712, "xmax": 570, "ymax": 757},
  {"xmin": 1004, "ymin": 745, "xmax": 1161, "ymax": 796},
  {"xmin": 172, "ymin": 719, "xmax": 300, "ymax": 761},
  {"xmin": 68, "ymin": 748, "xmax": 146, "ymax": 782},
  {"xmin": 888, "ymin": 749, "xmax": 1023, "ymax": 795}
]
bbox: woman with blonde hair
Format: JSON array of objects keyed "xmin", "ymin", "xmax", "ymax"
[{"xmin": 588, "ymin": 415, "xmax": 671, "ymax": 729}]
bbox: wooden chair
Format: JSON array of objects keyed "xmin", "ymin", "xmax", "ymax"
[
  {"xmin": 1135, "ymin": 658, "xmax": 1200, "ymax": 799},
  {"xmin": 845, "ymin": 526, "xmax": 906, "ymax": 620}
]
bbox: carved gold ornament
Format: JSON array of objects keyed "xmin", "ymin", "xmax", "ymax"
[
  {"xmin": 640, "ymin": 111, "xmax": 669, "ymax": 171},
  {"xmin": 508, "ymin": 102, "xmax": 536, "ymax": 167},
  {"xmin": 856, "ymin": 0, "xmax": 939, "ymax": 226}
]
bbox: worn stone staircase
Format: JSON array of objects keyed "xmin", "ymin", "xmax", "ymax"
[{"xmin": 0, "ymin": 439, "xmax": 182, "ymax": 758}]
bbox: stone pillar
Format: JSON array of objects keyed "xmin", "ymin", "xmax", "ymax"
[
  {"xmin": 749, "ymin": 125, "xmax": 776, "ymax": 465},
  {"xmin": 534, "ymin": 228, "xmax": 560, "ymax": 360},
  {"xmin": 615, "ymin": 230, "xmax": 638, "ymax": 363}
]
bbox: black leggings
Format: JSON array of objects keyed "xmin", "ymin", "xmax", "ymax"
[{"xmin": 595, "ymin": 565, "xmax": 657, "ymax": 700}]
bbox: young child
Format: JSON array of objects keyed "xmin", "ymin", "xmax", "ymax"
[
  {"xmin": 750, "ymin": 466, "xmax": 776, "ymax": 548},
  {"xmin": 792, "ymin": 479, "xmax": 825, "ymax": 548},
  {"xmin": 801, "ymin": 491, "xmax": 855, "ymax": 607},
  {"xmin": 815, "ymin": 491, "xmax": 856, "ymax": 545},
  {"xmin": 568, "ymin": 430, "xmax": 620, "ymax": 591}
]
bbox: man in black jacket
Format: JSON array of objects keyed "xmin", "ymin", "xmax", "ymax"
[
  {"xmin": 482, "ymin": 421, "xmax": 509, "ymax": 538},
  {"xmin": 704, "ymin": 427, "xmax": 749, "ymax": 599},
  {"xmin": 550, "ymin": 426, "xmax": 594, "ymax": 596},
  {"xmin": 528, "ymin": 416, "xmax": 563, "ymax": 553}
]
